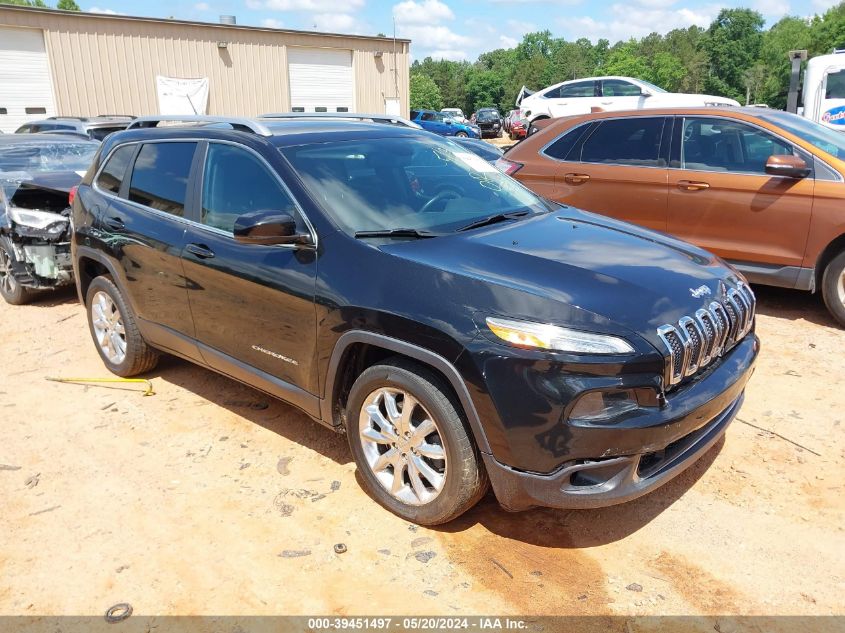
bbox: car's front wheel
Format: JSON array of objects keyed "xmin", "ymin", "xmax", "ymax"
[
  {"xmin": 0, "ymin": 236, "xmax": 33, "ymax": 305},
  {"xmin": 346, "ymin": 359, "xmax": 488, "ymax": 525},
  {"xmin": 85, "ymin": 276, "xmax": 159, "ymax": 376},
  {"xmin": 455, "ymin": 131, "xmax": 468, "ymax": 138},
  {"xmin": 822, "ymin": 250, "xmax": 845, "ymax": 327}
]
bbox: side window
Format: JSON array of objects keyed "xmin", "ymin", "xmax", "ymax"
[
  {"xmin": 201, "ymin": 143, "xmax": 297, "ymax": 234},
  {"xmin": 602, "ymin": 80, "xmax": 643, "ymax": 97},
  {"xmin": 543, "ymin": 123, "xmax": 593, "ymax": 161},
  {"xmin": 420, "ymin": 112, "xmax": 436, "ymax": 121},
  {"xmin": 825, "ymin": 70, "xmax": 845, "ymax": 99},
  {"xmin": 410, "ymin": 110, "xmax": 420, "ymax": 120},
  {"xmin": 128, "ymin": 142, "xmax": 196, "ymax": 216},
  {"xmin": 580, "ymin": 117, "xmax": 665, "ymax": 167},
  {"xmin": 15, "ymin": 125, "xmax": 32, "ymax": 133},
  {"xmin": 680, "ymin": 117, "xmax": 794, "ymax": 174},
  {"xmin": 96, "ymin": 144, "xmax": 135, "ymax": 194},
  {"xmin": 550, "ymin": 81, "xmax": 596, "ymax": 98}
]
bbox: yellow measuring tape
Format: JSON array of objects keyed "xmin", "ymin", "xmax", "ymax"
[{"xmin": 45, "ymin": 377, "xmax": 155, "ymax": 396}]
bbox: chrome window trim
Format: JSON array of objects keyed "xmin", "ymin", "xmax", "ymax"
[
  {"xmin": 673, "ymin": 114, "xmax": 843, "ymax": 182},
  {"xmin": 91, "ymin": 138, "xmax": 318, "ymax": 250}
]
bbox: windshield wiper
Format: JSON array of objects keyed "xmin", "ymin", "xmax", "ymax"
[
  {"xmin": 456, "ymin": 210, "xmax": 530, "ymax": 232},
  {"xmin": 354, "ymin": 228, "xmax": 440, "ymax": 239}
]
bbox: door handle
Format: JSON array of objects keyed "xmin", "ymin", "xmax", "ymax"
[
  {"xmin": 564, "ymin": 173, "xmax": 591, "ymax": 185},
  {"xmin": 185, "ymin": 243, "xmax": 215, "ymax": 259},
  {"xmin": 104, "ymin": 216, "xmax": 124, "ymax": 230},
  {"xmin": 677, "ymin": 180, "xmax": 710, "ymax": 191}
]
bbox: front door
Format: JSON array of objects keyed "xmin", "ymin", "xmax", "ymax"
[
  {"xmin": 551, "ymin": 115, "xmax": 670, "ymax": 231},
  {"xmin": 667, "ymin": 116, "xmax": 815, "ymax": 270},
  {"xmin": 180, "ymin": 141, "xmax": 318, "ymax": 393}
]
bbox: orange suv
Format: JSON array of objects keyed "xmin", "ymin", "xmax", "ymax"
[{"xmin": 500, "ymin": 107, "xmax": 845, "ymax": 326}]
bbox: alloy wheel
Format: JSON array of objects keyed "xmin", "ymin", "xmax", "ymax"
[
  {"xmin": 358, "ymin": 388, "xmax": 447, "ymax": 506},
  {"xmin": 0, "ymin": 247, "xmax": 16, "ymax": 296},
  {"xmin": 91, "ymin": 291, "xmax": 127, "ymax": 364}
]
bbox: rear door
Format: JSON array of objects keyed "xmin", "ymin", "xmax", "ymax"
[
  {"xmin": 545, "ymin": 116, "xmax": 670, "ymax": 231},
  {"xmin": 666, "ymin": 116, "xmax": 814, "ymax": 272},
  {"xmin": 600, "ymin": 79, "xmax": 649, "ymax": 112},
  {"xmin": 544, "ymin": 80, "xmax": 601, "ymax": 117},
  {"xmin": 180, "ymin": 141, "xmax": 318, "ymax": 393},
  {"xmin": 99, "ymin": 140, "xmax": 198, "ymax": 343}
]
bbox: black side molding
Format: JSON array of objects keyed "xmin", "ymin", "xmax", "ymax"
[{"xmin": 321, "ymin": 330, "xmax": 492, "ymax": 454}]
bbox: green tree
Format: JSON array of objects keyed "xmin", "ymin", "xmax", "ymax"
[
  {"xmin": 0, "ymin": 0, "xmax": 48, "ymax": 6},
  {"xmin": 56, "ymin": 0, "xmax": 80, "ymax": 8},
  {"xmin": 466, "ymin": 70, "xmax": 505, "ymax": 111},
  {"xmin": 604, "ymin": 42, "xmax": 654, "ymax": 82},
  {"xmin": 409, "ymin": 73, "xmax": 443, "ymax": 111},
  {"xmin": 757, "ymin": 16, "xmax": 813, "ymax": 108},
  {"xmin": 703, "ymin": 8, "xmax": 765, "ymax": 101}
]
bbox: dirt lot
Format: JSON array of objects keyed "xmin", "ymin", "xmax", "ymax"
[{"xmin": 1, "ymin": 283, "xmax": 843, "ymax": 624}]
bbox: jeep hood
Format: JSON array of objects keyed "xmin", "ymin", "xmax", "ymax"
[{"xmin": 380, "ymin": 210, "xmax": 745, "ymax": 348}]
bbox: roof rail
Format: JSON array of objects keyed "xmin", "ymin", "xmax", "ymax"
[
  {"xmin": 126, "ymin": 115, "xmax": 273, "ymax": 136},
  {"xmin": 260, "ymin": 111, "xmax": 420, "ymax": 129},
  {"xmin": 47, "ymin": 116, "xmax": 89, "ymax": 121},
  {"xmin": 96, "ymin": 114, "xmax": 137, "ymax": 120}
]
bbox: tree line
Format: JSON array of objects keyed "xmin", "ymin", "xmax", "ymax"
[{"xmin": 410, "ymin": 4, "xmax": 845, "ymax": 115}]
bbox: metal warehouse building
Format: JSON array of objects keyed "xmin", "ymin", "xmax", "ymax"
[{"xmin": 0, "ymin": 5, "xmax": 410, "ymax": 133}]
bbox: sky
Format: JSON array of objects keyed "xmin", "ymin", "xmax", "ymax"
[{"xmin": 86, "ymin": 0, "xmax": 841, "ymax": 62}]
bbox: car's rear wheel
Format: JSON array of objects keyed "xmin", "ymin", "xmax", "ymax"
[
  {"xmin": 0, "ymin": 236, "xmax": 33, "ymax": 306},
  {"xmin": 86, "ymin": 276, "xmax": 159, "ymax": 376},
  {"xmin": 821, "ymin": 250, "xmax": 845, "ymax": 327},
  {"xmin": 455, "ymin": 131, "xmax": 468, "ymax": 138},
  {"xmin": 346, "ymin": 359, "xmax": 488, "ymax": 525}
]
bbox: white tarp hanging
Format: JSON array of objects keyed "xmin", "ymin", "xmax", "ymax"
[{"xmin": 156, "ymin": 76, "xmax": 209, "ymax": 115}]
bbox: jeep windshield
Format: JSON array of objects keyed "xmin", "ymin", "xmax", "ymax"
[
  {"xmin": 280, "ymin": 136, "xmax": 550, "ymax": 236},
  {"xmin": 475, "ymin": 111, "xmax": 499, "ymax": 122}
]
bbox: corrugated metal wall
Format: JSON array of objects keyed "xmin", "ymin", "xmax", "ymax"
[{"xmin": 0, "ymin": 6, "xmax": 409, "ymax": 118}]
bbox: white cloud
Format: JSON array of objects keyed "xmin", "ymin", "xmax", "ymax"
[
  {"xmin": 393, "ymin": 0, "xmax": 454, "ymax": 25},
  {"xmin": 311, "ymin": 13, "xmax": 370, "ymax": 33},
  {"xmin": 427, "ymin": 49, "xmax": 468, "ymax": 60},
  {"xmin": 562, "ymin": 4, "xmax": 718, "ymax": 43},
  {"xmin": 246, "ymin": 0, "xmax": 364, "ymax": 11},
  {"xmin": 499, "ymin": 35, "xmax": 518, "ymax": 48},
  {"xmin": 400, "ymin": 23, "xmax": 473, "ymax": 49},
  {"xmin": 88, "ymin": 6, "xmax": 123, "ymax": 14},
  {"xmin": 261, "ymin": 17, "xmax": 285, "ymax": 27},
  {"xmin": 753, "ymin": 0, "xmax": 790, "ymax": 16},
  {"xmin": 506, "ymin": 19, "xmax": 538, "ymax": 35},
  {"xmin": 812, "ymin": 0, "xmax": 840, "ymax": 11},
  {"xmin": 194, "ymin": 1, "xmax": 210, "ymax": 10}
]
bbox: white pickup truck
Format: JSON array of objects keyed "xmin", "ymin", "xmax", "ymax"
[
  {"xmin": 802, "ymin": 51, "xmax": 845, "ymax": 131},
  {"xmin": 517, "ymin": 76, "xmax": 739, "ymax": 124}
]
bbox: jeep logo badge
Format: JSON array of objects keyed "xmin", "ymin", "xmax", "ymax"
[{"xmin": 690, "ymin": 285, "xmax": 711, "ymax": 298}]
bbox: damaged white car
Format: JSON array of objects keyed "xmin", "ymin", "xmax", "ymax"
[{"xmin": 0, "ymin": 135, "xmax": 98, "ymax": 305}]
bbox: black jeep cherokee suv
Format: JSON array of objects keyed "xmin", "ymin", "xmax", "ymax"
[{"xmin": 71, "ymin": 115, "xmax": 759, "ymax": 525}]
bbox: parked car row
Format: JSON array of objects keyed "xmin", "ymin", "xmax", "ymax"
[{"xmin": 2, "ymin": 112, "xmax": 763, "ymax": 527}]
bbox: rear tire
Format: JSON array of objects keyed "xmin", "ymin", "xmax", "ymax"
[
  {"xmin": 455, "ymin": 131, "xmax": 468, "ymax": 138},
  {"xmin": 0, "ymin": 236, "xmax": 34, "ymax": 306},
  {"xmin": 821, "ymin": 250, "xmax": 845, "ymax": 327},
  {"xmin": 346, "ymin": 358, "xmax": 488, "ymax": 525},
  {"xmin": 85, "ymin": 275, "xmax": 159, "ymax": 376}
]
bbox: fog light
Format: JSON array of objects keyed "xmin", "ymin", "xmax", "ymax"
[{"xmin": 569, "ymin": 388, "xmax": 656, "ymax": 423}]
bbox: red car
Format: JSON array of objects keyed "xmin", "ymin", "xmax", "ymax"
[{"xmin": 509, "ymin": 118, "xmax": 528, "ymax": 140}]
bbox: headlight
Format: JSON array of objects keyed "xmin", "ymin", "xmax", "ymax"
[
  {"xmin": 9, "ymin": 207, "xmax": 68, "ymax": 231},
  {"xmin": 485, "ymin": 317, "xmax": 635, "ymax": 354}
]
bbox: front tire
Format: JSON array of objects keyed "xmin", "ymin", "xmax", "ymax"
[
  {"xmin": 0, "ymin": 236, "xmax": 34, "ymax": 305},
  {"xmin": 455, "ymin": 131, "xmax": 468, "ymax": 138},
  {"xmin": 346, "ymin": 359, "xmax": 488, "ymax": 525},
  {"xmin": 85, "ymin": 276, "xmax": 159, "ymax": 376},
  {"xmin": 822, "ymin": 250, "xmax": 845, "ymax": 327}
]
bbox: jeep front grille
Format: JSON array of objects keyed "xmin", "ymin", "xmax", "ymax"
[{"xmin": 657, "ymin": 282, "xmax": 755, "ymax": 388}]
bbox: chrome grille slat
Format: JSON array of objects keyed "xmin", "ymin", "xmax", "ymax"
[{"xmin": 657, "ymin": 283, "xmax": 756, "ymax": 389}]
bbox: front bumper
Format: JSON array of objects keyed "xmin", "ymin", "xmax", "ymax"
[{"xmin": 481, "ymin": 334, "xmax": 758, "ymax": 511}]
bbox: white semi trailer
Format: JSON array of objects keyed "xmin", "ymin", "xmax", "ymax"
[{"xmin": 800, "ymin": 50, "xmax": 845, "ymax": 131}]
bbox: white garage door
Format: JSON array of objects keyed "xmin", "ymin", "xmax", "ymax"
[
  {"xmin": 0, "ymin": 27, "xmax": 57, "ymax": 134},
  {"xmin": 288, "ymin": 47, "xmax": 354, "ymax": 113}
]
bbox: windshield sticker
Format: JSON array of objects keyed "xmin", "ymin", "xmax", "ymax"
[{"xmin": 453, "ymin": 151, "xmax": 498, "ymax": 173}]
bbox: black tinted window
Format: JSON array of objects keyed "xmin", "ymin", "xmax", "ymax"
[
  {"xmin": 544, "ymin": 124, "xmax": 593, "ymax": 160},
  {"xmin": 410, "ymin": 110, "xmax": 420, "ymax": 119},
  {"xmin": 89, "ymin": 126, "xmax": 124, "ymax": 141},
  {"xmin": 580, "ymin": 117, "xmax": 665, "ymax": 166},
  {"xmin": 545, "ymin": 82, "xmax": 595, "ymax": 98},
  {"xmin": 201, "ymin": 143, "xmax": 295, "ymax": 233},
  {"xmin": 602, "ymin": 80, "xmax": 642, "ymax": 97},
  {"xmin": 421, "ymin": 112, "xmax": 436, "ymax": 121},
  {"xmin": 128, "ymin": 142, "xmax": 196, "ymax": 216},
  {"xmin": 826, "ymin": 70, "xmax": 845, "ymax": 99},
  {"xmin": 96, "ymin": 144, "xmax": 135, "ymax": 194}
]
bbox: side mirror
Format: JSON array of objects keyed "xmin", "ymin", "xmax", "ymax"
[
  {"xmin": 765, "ymin": 154, "xmax": 810, "ymax": 179},
  {"xmin": 446, "ymin": 119, "xmax": 453, "ymax": 125},
  {"xmin": 233, "ymin": 211, "xmax": 312, "ymax": 246},
  {"xmin": 640, "ymin": 90, "xmax": 652, "ymax": 98}
]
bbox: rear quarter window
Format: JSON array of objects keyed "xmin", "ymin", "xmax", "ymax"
[
  {"xmin": 96, "ymin": 144, "xmax": 136, "ymax": 194},
  {"xmin": 128, "ymin": 142, "xmax": 197, "ymax": 216}
]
